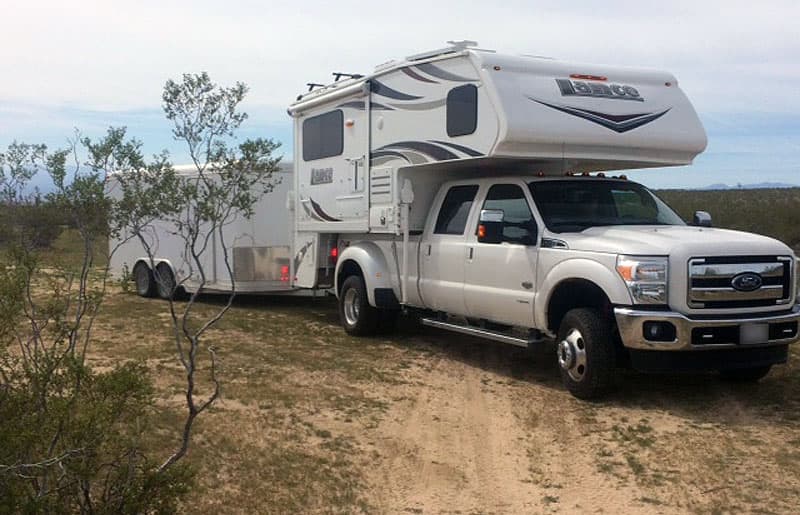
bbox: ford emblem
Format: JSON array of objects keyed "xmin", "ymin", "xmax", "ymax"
[{"xmin": 731, "ymin": 272, "xmax": 763, "ymax": 292}]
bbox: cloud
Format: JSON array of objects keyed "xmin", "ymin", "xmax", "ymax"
[{"xmin": 1, "ymin": 0, "xmax": 798, "ymax": 189}]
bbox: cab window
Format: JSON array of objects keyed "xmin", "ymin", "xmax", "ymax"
[
  {"xmin": 434, "ymin": 185, "xmax": 479, "ymax": 235},
  {"xmin": 480, "ymin": 184, "xmax": 537, "ymax": 245}
]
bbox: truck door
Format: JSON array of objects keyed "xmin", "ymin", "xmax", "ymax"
[
  {"xmin": 463, "ymin": 183, "xmax": 539, "ymax": 327},
  {"xmin": 419, "ymin": 184, "xmax": 479, "ymax": 315}
]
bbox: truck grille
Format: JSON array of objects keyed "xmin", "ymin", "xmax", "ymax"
[{"xmin": 688, "ymin": 256, "xmax": 793, "ymax": 309}]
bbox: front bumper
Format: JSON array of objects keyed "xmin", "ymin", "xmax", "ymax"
[{"xmin": 614, "ymin": 304, "xmax": 800, "ymax": 351}]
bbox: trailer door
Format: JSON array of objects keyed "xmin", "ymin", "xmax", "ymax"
[{"xmin": 463, "ymin": 183, "xmax": 538, "ymax": 327}]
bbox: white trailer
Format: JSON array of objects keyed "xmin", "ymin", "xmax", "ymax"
[{"xmin": 112, "ymin": 42, "xmax": 799, "ymax": 398}]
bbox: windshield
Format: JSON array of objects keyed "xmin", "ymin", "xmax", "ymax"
[{"xmin": 528, "ymin": 180, "xmax": 685, "ymax": 233}]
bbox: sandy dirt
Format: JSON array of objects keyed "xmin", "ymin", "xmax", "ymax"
[{"xmin": 353, "ymin": 328, "xmax": 800, "ymax": 514}]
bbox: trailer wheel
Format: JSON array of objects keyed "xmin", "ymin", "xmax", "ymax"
[
  {"xmin": 556, "ymin": 308, "xmax": 615, "ymax": 400},
  {"xmin": 155, "ymin": 263, "xmax": 177, "ymax": 300},
  {"xmin": 719, "ymin": 365, "xmax": 772, "ymax": 382},
  {"xmin": 339, "ymin": 275, "xmax": 379, "ymax": 336},
  {"xmin": 133, "ymin": 262, "xmax": 155, "ymax": 298}
]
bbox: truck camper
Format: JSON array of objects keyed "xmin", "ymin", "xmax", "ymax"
[{"xmin": 112, "ymin": 42, "xmax": 800, "ymax": 398}]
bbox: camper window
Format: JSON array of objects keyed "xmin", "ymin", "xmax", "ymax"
[
  {"xmin": 446, "ymin": 84, "xmax": 478, "ymax": 137},
  {"xmin": 303, "ymin": 110, "xmax": 344, "ymax": 161},
  {"xmin": 434, "ymin": 184, "xmax": 479, "ymax": 235}
]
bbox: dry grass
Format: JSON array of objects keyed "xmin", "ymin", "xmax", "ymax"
[{"xmin": 89, "ymin": 290, "xmax": 420, "ymax": 514}]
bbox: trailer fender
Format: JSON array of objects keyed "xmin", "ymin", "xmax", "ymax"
[
  {"xmin": 336, "ymin": 242, "xmax": 396, "ymax": 307},
  {"xmin": 534, "ymin": 258, "xmax": 632, "ymax": 332}
]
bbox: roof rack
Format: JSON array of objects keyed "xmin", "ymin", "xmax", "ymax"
[{"xmin": 332, "ymin": 72, "xmax": 363, "ymax": 82}]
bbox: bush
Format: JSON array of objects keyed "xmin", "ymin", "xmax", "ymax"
[
  {"xmin": 0, "ymin": 358, "xmax": 192, "ymax": 514},
  {"xmin": 0, "ymin": 202, "xmax": 65, "ymax": 250}
]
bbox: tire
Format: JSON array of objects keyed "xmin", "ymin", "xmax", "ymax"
[
  {"xmin": 133, "ymin": 262, "xmax": 155, "ymax": 298},
  {"xmin": 556, "ymin": 308, "xmax": 616, "ymax": 400},
  {"xmin": 155, "ymin": 263, "xmax": 176, "ymax": 300},
  {"xmin": 339, "ymin": 275, "xmax": 379, "ymax": 336},
  {"xmin": 719, "ymin": 365, "xmax": 772, "ymax": 382}
]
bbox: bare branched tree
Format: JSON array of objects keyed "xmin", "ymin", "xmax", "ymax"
[{"xmin": 113, "ymin": 72, "xmax": 281, "ymax": 472}]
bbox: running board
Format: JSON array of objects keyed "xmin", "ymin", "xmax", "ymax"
[{"xmin": 420, "ymin": 318, "xmax": 541, "ymax": 348}]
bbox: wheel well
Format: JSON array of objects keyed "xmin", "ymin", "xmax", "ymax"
[
  {"xmin": 547, "ymin": 279, "xmax": 613, "ymax": 333},
  {"xmin": 337, "ymin": 259, "xmax": 363, "ymax": 296}
]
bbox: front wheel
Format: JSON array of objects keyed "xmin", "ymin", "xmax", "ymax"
[
  {"xmin": 339, "ymin": 275, "xmax": 379, "ymax": 336},
  {"xmin": 719, "ymin": 365, "xmax": 772, "ymax": 382},
  {"xmin": 556, "ymin": 308, "xmax": 616, "ymax": 400}
]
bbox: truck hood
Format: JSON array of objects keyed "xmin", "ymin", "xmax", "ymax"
[{"xmin": 554, "ymin": 225, "xmax": 794, "ymax": 257}]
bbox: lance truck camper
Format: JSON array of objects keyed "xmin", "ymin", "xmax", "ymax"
[{"xmin": 112, "ymin": 42, "xmax": 800, "ymax": 398}]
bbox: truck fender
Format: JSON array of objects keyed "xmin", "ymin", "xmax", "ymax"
[
  {"xmin": 335, "ymin": 242, "xmax": 396, "ymax": 307},
  {"xmin": 534, "ymin": 257, "xmax": 632, "ymax": 330}
]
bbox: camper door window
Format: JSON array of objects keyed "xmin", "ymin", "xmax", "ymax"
[{"xmin": 303, "ymin": 110, "xmax": 344, "ymax": 161}]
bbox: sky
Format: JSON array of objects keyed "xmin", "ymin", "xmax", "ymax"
[{"xmin": 1, "ymin": 0, "xmax": 798, "ymax": 189}]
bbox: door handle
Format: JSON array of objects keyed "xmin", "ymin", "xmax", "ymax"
[
  {"xmin": 468, "ymin": 247, "xmax": 474, "ymax": 260},
  {"xmin": 426, "ymin": 244, "xmax": 431, "ymax": 256},
  {"xmin": 521, "ymin": 281, "xmax": 533, "ymax": 290}
]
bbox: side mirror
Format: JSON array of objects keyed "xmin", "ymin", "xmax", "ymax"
[
  {"xmin": 478, "ymin": 209, "xmax": 504, "ymax": 244},
  {"xmin": 693, "ymin": 210, "xmax": 712, "ymax": 228}
]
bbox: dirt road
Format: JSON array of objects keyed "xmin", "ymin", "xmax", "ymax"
[{"xmin": 358, "ymin": 325, "xmax": 800, "ymax": 514}]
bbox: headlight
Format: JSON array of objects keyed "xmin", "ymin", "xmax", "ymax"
[
  {"xmin": 616, "ymin": 255, "xmax": 669, "ymax": 305},
  {"xmin": 795, "ymin": 257, "xmax": 799, "ymax": 303}
]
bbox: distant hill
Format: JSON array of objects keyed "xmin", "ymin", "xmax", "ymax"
[{"xmin": 701, "ymin": 182, "xmax": 798, "ymax": 191}]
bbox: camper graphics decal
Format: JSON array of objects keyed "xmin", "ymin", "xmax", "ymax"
[
  {"xmin": 529, "ymin": 98, "xmax": 671, "ymax": 133},
  {"xmin": 371, "ymin": 140, "xmax": 483, "ymax": 165},
  {"xmin": 556, "ymin": 79, "xmax": 644, "ymax": 102},
  {"xmin": 399, "ymin": 64, "xmax": 479, "ymax": 84},
  {"xmin": 301, "ymin": 197, "xmax": 342, "ymax": 222},
  {"xmin": 415, "ymin": 63, "xmax": 476, "ymax": 83},
  {"xmin": 370, "ymin": 80, "xmax": 423, "ymax": 101}
]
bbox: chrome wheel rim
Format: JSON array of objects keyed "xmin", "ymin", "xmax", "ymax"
[
  {"xmin": 558, "ymin": 328, "xmax": 587, "ymax": 382},
  {"xmin": 343, "ymin": 288, "xmax": 360, "ymax": 326}
]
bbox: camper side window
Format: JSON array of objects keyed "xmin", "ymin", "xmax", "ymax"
[
  {"xmin": 446, "ymin": 84, "xmax": 478, "ymax": 137},
  {"xmin": 303, "ymin": 110, "xmax": 344, "ymax": 161},
  {"xmin": 434, "ymin": 185, "xmax": 479, "ymax": 235}
]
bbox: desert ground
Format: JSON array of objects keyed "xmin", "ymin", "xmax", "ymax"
[{"xmin": 86, "ymin": 288, "xmax": 800, "ymax": 514}]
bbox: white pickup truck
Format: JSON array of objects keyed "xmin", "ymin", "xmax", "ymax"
[{"xmin": 334, "ymin": 174, "xmax": 800, "ymax": 398}]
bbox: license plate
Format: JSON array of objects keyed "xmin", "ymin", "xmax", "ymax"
[{"xmin": 740, "ymin": 323, "xmax": 769, "ymax": 345}]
